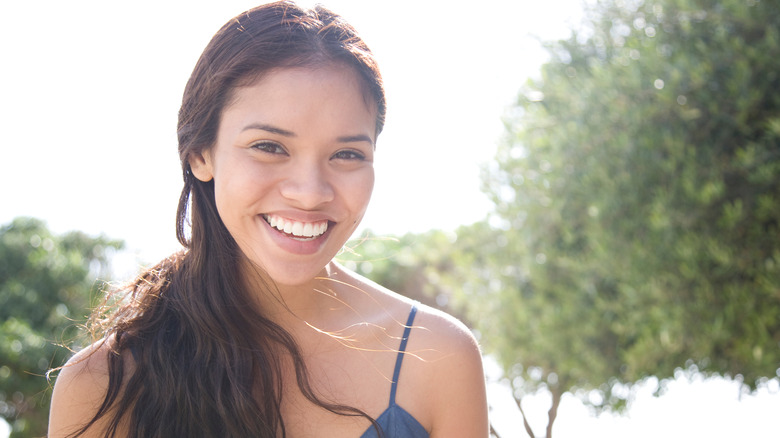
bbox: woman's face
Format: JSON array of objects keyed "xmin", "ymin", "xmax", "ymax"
[{"xmin": 190, "ymin": 66, "xmax": 377, "ymax": 286}]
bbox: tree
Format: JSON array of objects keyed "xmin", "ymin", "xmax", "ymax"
[
  {"xmin": 471, "ymin": 0, "xmax": 780, "ymax": 435},
  {"xmin": 0, "ymin": 217, "xmax": 121, "ymax": 437},
  {"xmin": 339, "ymin": 229, "xmax": 470, "ymax": 319}
]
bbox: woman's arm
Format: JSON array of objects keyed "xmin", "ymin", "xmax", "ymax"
[
  {"xmin": 48, "ymin": 342, "xmax": 119, "ymax": 438},
  {"xmin": 416, "ymin": 310, "xmax": 490, "ymax": 438}
]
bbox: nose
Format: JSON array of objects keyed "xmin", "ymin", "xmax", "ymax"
[{"xmin": 279, "ymin": 161, "xmax": 335, "ymax": 209}]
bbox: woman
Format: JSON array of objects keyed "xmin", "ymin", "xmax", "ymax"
[{"xmin": 48, "ymin": 2, "xmax": 488, "ymax": 437}]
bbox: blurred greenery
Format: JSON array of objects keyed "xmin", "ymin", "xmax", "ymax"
[
  {"xmin": 348, "ymin": 0, "xmax": 780, "ymax": 436},
  {"xmin": 480, "ymin": 0, "xmax": 780, "ymax": 432},
  {"xmin": 0, "ymin": 217, "xmax": 121, "ymax": 437}
]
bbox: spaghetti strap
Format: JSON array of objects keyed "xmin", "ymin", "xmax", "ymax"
[
  {"xmin": 389, "ymin": 304, "xmax": 418, "ymax": 406},
  {"xmin": 360, "ymin": 303, "xmax": 429, "ymax": 437}
]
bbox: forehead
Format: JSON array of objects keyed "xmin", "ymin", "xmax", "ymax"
[
  {"xmin": 219, "ymin": 66, "xmax": 379, "ymax": 139},
  {"xmin": 227, "ymin": 65, "xmax": 376, "ymax": 114}
]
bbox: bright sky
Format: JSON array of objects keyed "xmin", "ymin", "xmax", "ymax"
[
  {"xmin": 0, "ymin": 0, "xmax": 580, "ymax": 265},
  {"xmin": 1, "ymin": 1, "xmax": 777, "ymax": 437}
]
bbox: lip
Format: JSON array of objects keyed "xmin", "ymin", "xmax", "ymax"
[
  {"xmin": 261, "ymin": 213, "xmax": 335, "ymax": 255},
  {"xmin": 264, "ymin": 210, "xmax": 335, "ymax": 223}
]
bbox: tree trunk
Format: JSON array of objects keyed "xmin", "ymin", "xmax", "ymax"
[
  {"xmin": 513, "ymin": 396, "xmax": 537, "ymax": 438},
  {"xmin": 545, "ymin": 389, "xmax": 563, "ymax": 438}
]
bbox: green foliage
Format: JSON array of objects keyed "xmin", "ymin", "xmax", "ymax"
[
  {"xmin": 341, "ymin": 230, "xmax": 460, "ymax": 314},
  {"xmin": 0, "ymin": 217, "xmax": 121, "ymax": 437},
  {"xmin": 339, "ymin": 224, "xmax": 506, "ymax": 325},
  {"xmin": 475, "ymin": 0, "xmax": 780, "ymax": 426}
]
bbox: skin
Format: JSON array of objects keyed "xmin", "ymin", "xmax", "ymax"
[{"xmin": 49, "ymin": 65, "xmax": 489, "ymax": 437}]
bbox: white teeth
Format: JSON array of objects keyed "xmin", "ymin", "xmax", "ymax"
[
  {"xmin": 291, "ymin": 222, "xmax": 303, "ymax": 236},
  {"xmin": 265, "ymin": 215, "xmax": 328, "ymax": 238}
]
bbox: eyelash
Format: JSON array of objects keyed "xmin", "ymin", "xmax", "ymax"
[
  {"xmin": 332, "ymin": 149, "xmax": 366, "ymax": 161},
  {"xmin": 250, "ymin": 141, "xmax": 287, "ymax": 155},
  {"xmin": 250, "ymin": 142, "xmax": 366, "ymax": 161}
]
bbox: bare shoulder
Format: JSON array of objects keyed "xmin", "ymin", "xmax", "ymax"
[
  {"xmin": 412, "ymin": 304, "xmax": 480, "ymax": 355},
  {"xmin": 338, "ymin": 265, "xmax": 481, "ymax": 360},
  {"xmin": 345, "ymin": 267, "xmax": 479, "ymax": 353},
  {"xmin": 404, "ymin": 304, "xmax": 490, "ymax": 437},
  {"xmin": 408, "ymin": 303, "xmax": 484, "ymax": 391},
  {"xmin": 327, "ymin": 265, "xmax": 489, "ymax": 436},
  {"xmin": 364, "ymin": 286, "xmax": 488, "ymax": 436},
  {"xmin": 49, "ymin": 339, "xmax": 126, "ymax": 437}
]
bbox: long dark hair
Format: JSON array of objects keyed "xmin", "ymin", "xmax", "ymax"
[{"xmin": 73, "ymin": 2, "xmax": 386, "ymax": 436}]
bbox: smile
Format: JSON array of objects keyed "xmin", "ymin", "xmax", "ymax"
[{"xmin": 263, "ymin": 214, "xmax": 329, "ymax": 240}]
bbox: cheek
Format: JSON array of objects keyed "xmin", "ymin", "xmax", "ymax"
[
  {"xmin": 212, "ymin": 169, "xmax": 272, "ymax": 221},
  {"xmin": 347, "ymin": 170, "xmax": 375, "ymax": 212},
  {"xmin": 212, "ymin": 183, "xmax": 240, "ymax": 235}
]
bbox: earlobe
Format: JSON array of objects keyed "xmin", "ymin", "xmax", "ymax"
[{"xmin": 188, "ymin": 151, "xmax": 214, "ymax": 182}]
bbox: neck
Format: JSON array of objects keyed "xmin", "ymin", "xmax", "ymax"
[{"xmin": 243, "ymin": 261, "xmax": 353, "ymax": 329}]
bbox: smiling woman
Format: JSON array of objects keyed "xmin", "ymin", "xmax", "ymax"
[
  {"xmin": 189, "ymin": 66, "xmax": 377, "ymax": 285},
  {"xmin": 46, "ymin": 2, "xmax": 488, "ymax": 438}
]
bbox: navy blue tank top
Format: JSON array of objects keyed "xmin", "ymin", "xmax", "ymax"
[{"xmin": 360, "ymin": 304, "xmax": 429, "ymax": 438}]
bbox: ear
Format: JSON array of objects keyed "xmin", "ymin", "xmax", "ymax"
[{"xmin": 188, "ymin": 150, "xmax": 214, "ymax": 182}]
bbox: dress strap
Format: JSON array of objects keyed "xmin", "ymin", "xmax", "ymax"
[{"xmin": 389, "ymin": 303, "xmax": 418, "ymax": 406}]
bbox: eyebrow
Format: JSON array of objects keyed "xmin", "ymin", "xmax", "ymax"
[
  {"xmin": 336, "ymin": 134, "xmax": 375, "ymax": 146},
  {"xmin": 242, "ymin": 123, "xmax": 295, "ymax": 137},
  {"xmin": 242, "ymin": 123, "xmax": 375, "ymax": 146}
]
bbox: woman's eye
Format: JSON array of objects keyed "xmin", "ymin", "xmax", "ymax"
[
  {"xmin": 332, "ymin": 149, "xmax": 366, "ymax": 161},
  {"xmin": 251, "ymin": 141, "xmax": 287, "ymax": 155}
]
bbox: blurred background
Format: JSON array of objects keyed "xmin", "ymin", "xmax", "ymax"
[{"xmin": 1, "ymin": 0, "xmax": 779, "ymax": 436}]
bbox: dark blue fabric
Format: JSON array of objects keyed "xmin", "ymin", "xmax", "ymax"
[
  {"xmin": 360, "ymin": 305, "xmax": 428, "ymax": 438},
  {"xmin": 360, "ymin": 404, "xmax": 428, "ymax": 438}
]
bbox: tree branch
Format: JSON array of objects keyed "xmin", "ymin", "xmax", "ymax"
[
  {"xmin": 546, "ymin": 388, "xmax": 563, "ymax": 438},
  {"xmin": 513, "ymin": 395, "xmax": 537, "ymax": 438}
]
